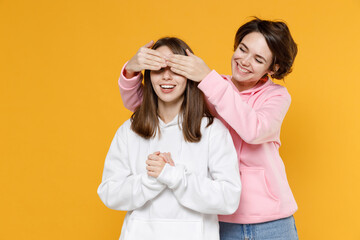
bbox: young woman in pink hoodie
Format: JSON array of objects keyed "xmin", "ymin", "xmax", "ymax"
[{"xmin": 119, "ymin": 17, "xmax": 298, "ymax": 240}]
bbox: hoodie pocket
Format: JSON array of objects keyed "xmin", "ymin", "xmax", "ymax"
[
  {"xmin": 238, "ymin": 167, "xmax": 279, "ymax": 216},
  {"xmin": 124, "ymin": 218, "xmax": 203, "ymax": 240}
]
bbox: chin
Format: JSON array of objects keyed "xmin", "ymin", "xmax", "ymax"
[{"xmin": 232, "ymin": 73, "xmax": 245, "ymax": 83}]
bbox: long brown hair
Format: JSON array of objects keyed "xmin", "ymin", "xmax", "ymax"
[
  {"xmin": 131, "ymin": 37, "xmax": 213, "ymax": 142},
  {"xmin": 234, "ymin": 17, "xmax": 298, "ymax": 79}
]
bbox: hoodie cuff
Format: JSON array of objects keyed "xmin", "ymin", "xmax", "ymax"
[
  {"xmin": 119, "ymin": 61, "xmax": 143, "ymax": 89},
  {"xmin": 157, "ymin": 164, "xmax": 185, "ymax": 189},
  {"xmin": 141, "ymin": 174, "xmax": 166, "ymax": 190}
]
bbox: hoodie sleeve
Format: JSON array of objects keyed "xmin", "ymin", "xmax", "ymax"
[
  {"xmin": 97, "ymin": 125, "xmax": 166, "ymax": 211},
  {"xmin": 156, "ymin": 121, "xmax": 241, "ymax": 215},
  {"xmin": 198, "ymin": 70, "xmax": 291, "ymax": 144},
  {"xmin": 118, "ymin": 62, "xmax": 144, "ymax": 112}
]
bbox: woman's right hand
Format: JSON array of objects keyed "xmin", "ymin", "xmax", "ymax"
[
  {"xmin": 159, "ymin": 152, "xmax": 175, "ymax": 166},
  {"xmin": 146, "ymin": 151, "xmax": 174, "ymax": 178},
  {"xmin": 124, "ymin": 41, "xmax": 167, "ymax": 78},
  {"xmin": 166, "ymin": 49, "xmax": 211, "ymax": 82}
]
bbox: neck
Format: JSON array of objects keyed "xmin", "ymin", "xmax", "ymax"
[{"xmin": 157, "ymin": 98, "xmax": 183, "ymax": 124}]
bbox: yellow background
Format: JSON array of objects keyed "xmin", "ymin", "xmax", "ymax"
[{"xmin": 1, "ymin": 0, "xmax": 359, "ymax": 239}]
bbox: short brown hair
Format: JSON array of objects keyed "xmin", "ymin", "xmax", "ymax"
[
  {"xmin": 131, "ymin": 37, "xmax": 213, "ymax": 142},
  {"xmin": 234, "ymin": 17, "xmax": 298, "ymax": 79}
]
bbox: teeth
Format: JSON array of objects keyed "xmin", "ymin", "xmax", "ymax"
[
  {"xmin": 160, "ymin": 85, "xmax": 175, "ymax": 89},
  {"xmin": 238, "ymin": 64, "xmax": 250, "ymax": 73}
]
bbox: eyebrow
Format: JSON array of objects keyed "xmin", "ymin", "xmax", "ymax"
[{"xmin": 240, "ymin": 43, "xmax": 268, "ymax": 63}]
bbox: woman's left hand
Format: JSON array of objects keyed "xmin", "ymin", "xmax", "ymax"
[
  {"xmin": 167, "ymin": 49, "xmax": 211, "ymax": 82},
  {"xmin": 146, "ymin": 152, "xmax": 173, "ymax": 178}
]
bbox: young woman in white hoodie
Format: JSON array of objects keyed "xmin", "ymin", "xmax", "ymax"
[{"xmin": 97, "ymin": 37, "xmax": 241, "ymax": 240}]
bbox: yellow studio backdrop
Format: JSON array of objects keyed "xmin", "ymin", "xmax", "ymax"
[{"xmin": 1, "ymin": 0, "xmax": 359, "ymax": 239}]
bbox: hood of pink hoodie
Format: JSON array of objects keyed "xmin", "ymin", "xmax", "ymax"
[{"xmin": 226, "ymin": 75, "xmax": 273, "ymax": 103}]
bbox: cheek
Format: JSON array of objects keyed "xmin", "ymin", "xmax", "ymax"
[
  {"xmin": 231, "ymin": 56, "xmax": 236, "ymax": 68},
  {"xmin": 178, "ymin": 79, "xmax": 187, "ymax": 93},
  {"xmin": 176, "ymin": 77, "xmax": 187, "ymax": 86},
  {"xmin": 232, "ymin": 48, "xmax": 243, "ymax": 58},
  {"xmin": 150, "ymin": 79, "xmax": 159, "ymax": 91},
  {"xmin": 150, "ymin": 73, "xmax": 160, "ymax": 84},
  {"xmin": 252, "ymin": 62, "xmax": 268, "ymax": 73},
  {"xmin": 261, "ymin": 65, "xmax": 272, "ymax": 75},
  {"xmin": 231, "ymin": 52, "xmax": 237, "ymax": 61}
]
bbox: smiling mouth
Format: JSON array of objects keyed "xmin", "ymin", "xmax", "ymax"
[
  {"xmin": 160, "ymin": 85, "xmax": 175, "ymax": 89},
  {"xmin": 237, "ymin": 63, "xmax": 251, "ymax": 73}
]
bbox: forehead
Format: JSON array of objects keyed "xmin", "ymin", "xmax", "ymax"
[
  {"xmin": 155, "ymin": 46, "xmax": 174, "ymax": 57},
  {"xmin": 241, "ymin": 32, "xmax": 272, "ymax": 59}
]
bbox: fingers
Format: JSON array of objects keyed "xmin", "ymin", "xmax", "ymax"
[
  {"xmin": 162, "ymin": 152, "xmax": 175, "ymax": 166},
  {"xmin": 146, "ymin": 152, "xmax": 175, "ymax": 178},
  {"xmin": 166, "ymin": 57, "xmax": 191, "ymax": 73},
  {"xmin": 142, "ymin": 62, "xmax": 162, "ymax": 71},
  {"xmin": 147, "ymin": 171, "xmax": 157, "ymax": 178},
  {"xmin": 144, "ymin": 50, "xmax": 167, "ymax": 66},
  {"xmin": 146, "ymin": 158, "xmax": 166, "ymax": 178},
  {"xmin": 138, "ymin": 51, "xmax": 166, "ymax": 69},
  {"xmin": 185, "ymin": 49, "xmax": 194, "ymax": 56},
  {"xmin": 159, "ymin": 152, "xmax": 169, "ymax": 162},
  {"xmin": 168, "ymin": 66, "xmax": 191, "ymax": 79},
  {"xmin": 159, "ymin": 153, "xmax": 173, "ymax": 166},
  {"xmin": 167, "ymin": 54, "xmax": 192, "ymax": 65},
  {"xmin": 147, "ymin": 153, "xmax": 165, "ymax": 161},
  {"xmin": 141, "ymin": 47, "xmax": 167, "ymax": 64},
  {"xmin": 146, "ymin": 165, "xmax": 157, "ymax": 172},
  {"xmin": 146, "ymin": 164, "xmax": 160, "ymax": 178},
  {"xmin": 166, "ymin": 52, "xmax": 209, "ymax": 82},
  {"xmin": 143, "ymin": 40, "xmax": 154, "ymax": 48},
  {"xmin": 147, "ymin": 152, "xmax": 174, "ymax": 166},
  {"xmin": 146, "ymin": 159, "xmax": 164, "ymax": 166},
  {"xmin": 166, "ymin": 54, "xmax": 194, "ymax": 77},
  {"xmin": 167, "ymin": 62, "xmax": 190, "ymax": 74}
]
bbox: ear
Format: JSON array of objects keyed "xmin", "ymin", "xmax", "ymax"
[{"xmin": 268, "ymin": 64, "xmax": 279, "ymax": 76}]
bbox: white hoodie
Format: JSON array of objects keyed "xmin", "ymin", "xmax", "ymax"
[{"xmin": 97, "ymin": 116, "xmax": 241, "ymax": 240}]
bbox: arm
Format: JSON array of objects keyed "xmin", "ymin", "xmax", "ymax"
[
  {"xmin": 118, "ymin": 63, "xmax": 144, "ymax": 112},
  {"xmin": 118, "ymin": 41, "xmax": 166, "ymax": 111},
  {"xmin": 198, "ymin": 70, "xmax": 291, "ymax": 144},
  {"xmin": 97, "ymin": 126, "xmax": 166, "ymax": 211},
  {"xmin": 166, "ymin": 54, "xmax": 290, "ymax": 144},
  {"xmin": 157, "ymin": 122, "xmax": 241, "ymax": 215}
]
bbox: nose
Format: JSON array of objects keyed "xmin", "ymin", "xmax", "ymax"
[
  {"xmin": 241, "ymin": 55, "xmax": 251, "ymax": 66},
  {"xmin": 162, "ymin": 67, "xmax": 173, "ymax": 80}
]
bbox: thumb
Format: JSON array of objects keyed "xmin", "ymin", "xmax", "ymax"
[
  {"xmin": 166, "ymin": 152, "xmax": 175, "ymax": 166},
  {"xmin": 185, "ymin": 49, "xmax": 194, "ymax": 56},
  {"xmin": 144, "ymin": 40, "xmax": 154, "ymax": 48}
]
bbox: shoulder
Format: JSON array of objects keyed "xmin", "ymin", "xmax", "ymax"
[
  {"xmin": 257, "ymin": 81, "xmax": 291, "ymax": 104},
  {"xmin": 211, "ymin": 118, "xmax": 228, "ymax": 130},
  {"xmin": 267, "ymin": 81, "xmax": 291, "ymax": 97},
  {"xmin": 201, "ymin": 117, "xmax": 229, "ymax": 137},
  {"xmin": 114, "ymin": 119, "xmax": 133, "ymax": 139}
]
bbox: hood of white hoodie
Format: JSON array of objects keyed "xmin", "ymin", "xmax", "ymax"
[{"xmin": 158, "ymin": 114, "xmax": 182, "ymax": 130}]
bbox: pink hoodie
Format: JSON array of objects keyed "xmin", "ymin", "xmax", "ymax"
[{"xmin": 118, "ymin": 64, "xmax": 297, "ymax": 224}]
